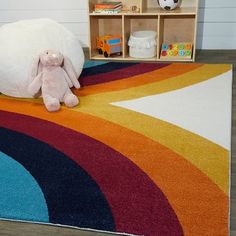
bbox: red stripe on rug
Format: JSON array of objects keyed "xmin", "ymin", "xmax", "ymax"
[{"xmin": 0, "ymin": 110, "xmax": 183, "ymax": 236}]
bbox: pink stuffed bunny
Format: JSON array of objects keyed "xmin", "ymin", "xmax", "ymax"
[{"xmin": 28, "ymin": 49, "xmax": 80, "ymax": 112}]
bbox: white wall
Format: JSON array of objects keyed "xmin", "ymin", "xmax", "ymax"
[
  {"xmin": 0, "ymin": 0, "xmax": 235, "ymax": 49},
  {"xmin": 198, "ymin": 0, "xmax": 236, "ymax": 49},
  {"xmin": 0, "ymin": 0, "xmax": 89, "ymax": 47}
]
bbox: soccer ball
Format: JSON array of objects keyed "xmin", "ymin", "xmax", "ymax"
[{"xmin": 157, "ymin": 0, "xmax": 182, "ymax": 10}]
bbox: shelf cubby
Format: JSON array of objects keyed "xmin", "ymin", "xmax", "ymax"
[
  {"xmin": 89, "ymin": 15, "xmax": 123, "ymax": 59},
  {"xmin": 123, "ymin": 15, "xmax": 158, "ymax": 58},
  {"xmin": 158, "ymin": 14, "xmax": 196, "ymax": 61}
]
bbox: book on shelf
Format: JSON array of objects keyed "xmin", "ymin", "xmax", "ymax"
[
  {"xmin": 95, "ymin": 5, "xmax": 122, "ymax": 10},
  {"xmin": 94, "ymin": 6, "xmax": 122, "ymax": 13},
  {"xmin": 95, "ymin": 1, "xmax": 122, "ymax": 8},
  {"xmin": 95, "ymin": 3, "xmax": 122, "ymax": 9},
  {"xmin": 93, "ymin": 9, "xmax": 122, "ymax": 14},
  {"xmin": 95, "ymin": 5, "xmax": 122, "ymax": 11}
]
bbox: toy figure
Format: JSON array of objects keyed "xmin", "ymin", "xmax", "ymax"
[{"xmin": 28, "ymin": 49, "xmax": 80, "ymax": 112}]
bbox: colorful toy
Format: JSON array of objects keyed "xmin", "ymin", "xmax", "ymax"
[
  {"xmin": 160, "ymin": 42, "xmax": 193, "ymax": 60},
  {"xmin": 157, "ymin": 0, "xmax": 182, "ymax": 10},
  {"xmin": 97, "ymin": 35, "xmax": 122, "ymax": 57}
]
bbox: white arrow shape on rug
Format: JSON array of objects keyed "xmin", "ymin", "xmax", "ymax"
[{"xmin": 112, "ymin": 70, "xmax": 232, "ymax": 150}]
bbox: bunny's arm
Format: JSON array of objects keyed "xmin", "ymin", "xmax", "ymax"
[
  {"xmin": 62, "ymin": 69, "xmax": 73, "ymax": 88},
  {"xmin": 63, "ymin": 57, "xmax": 80, "ymax": 89},
  {"xmin": 28, "ymin": 72, "xmax": 43, "ymax": 97}
]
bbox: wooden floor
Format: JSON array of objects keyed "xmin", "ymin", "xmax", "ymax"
[{"xmin": 0, "ymin": 50, "xmax": 235, "ymax": 236}]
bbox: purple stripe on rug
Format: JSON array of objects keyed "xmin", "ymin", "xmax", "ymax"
[
  {"xmin": 80, "ymin": 63, "xmax": 170, "ymax": 86},
  {"xmin": 0, "ymin": 110, "xmax": 183, "ymax": 236}
]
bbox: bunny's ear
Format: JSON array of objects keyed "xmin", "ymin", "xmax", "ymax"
[
  {"xmin": 63, "ymin": 56, "xmax": 80, "ymax": 89},
  {"xmin": 30, "ymin": 55, "xmax": 41, "ymax": 82}
]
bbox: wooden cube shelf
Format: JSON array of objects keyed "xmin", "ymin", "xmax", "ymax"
[{"xmin": 88, "ymin": 0, "xmax": 199, "ymax": 62}]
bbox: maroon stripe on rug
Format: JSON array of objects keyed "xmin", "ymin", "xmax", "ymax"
[
  {"xmin": 0, "ymin": 110, "xmax": 183, "ymax": 236},
  {"xmin": 80, "ymin": 63, "xmax": 170, "ymax": 86}
]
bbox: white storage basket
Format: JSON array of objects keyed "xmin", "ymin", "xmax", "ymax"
[{"xmin": 128, "ymin": 31, "xmax": 157, "ymax": 58}]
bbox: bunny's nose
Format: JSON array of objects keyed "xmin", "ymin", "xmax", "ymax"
[{"xmin": 52, "ymin": 53, "xmax": 57, "ymax": 58}]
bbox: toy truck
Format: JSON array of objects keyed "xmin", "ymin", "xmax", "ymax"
[{"xmin": 97, "ymin": 35, "xmax": 122, "ymax": 58}]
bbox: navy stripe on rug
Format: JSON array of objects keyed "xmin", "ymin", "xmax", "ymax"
[{"xmin": 80, "ymin": 62, "xmax": 138, "ymax": 78}]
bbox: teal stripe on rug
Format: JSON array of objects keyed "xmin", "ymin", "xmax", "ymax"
[
  {"xmin": 83, "ymin": 60, "xmax": 108, "ymax": 68},
  {"xmin": 0, "ymin": 151, "xmax": 49, "ymax": 222}
]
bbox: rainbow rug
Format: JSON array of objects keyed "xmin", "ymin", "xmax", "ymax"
[{"xmin": 0, "ymin": 61, "xmax": 232, "ymax": 236}]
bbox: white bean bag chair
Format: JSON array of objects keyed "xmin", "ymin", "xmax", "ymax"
[{"xmin": 0, "ymin": 18, "xmax": 84, "ymax": 98}]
